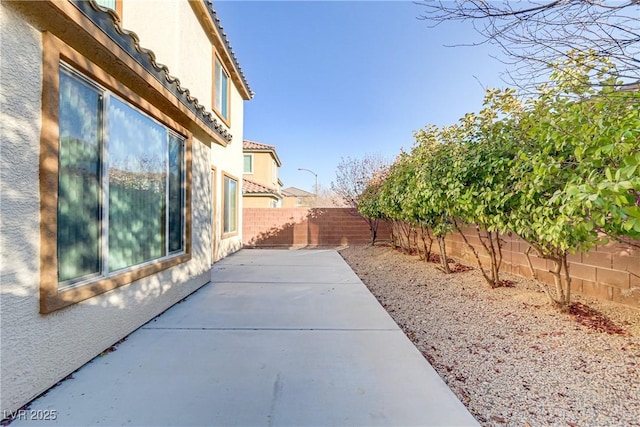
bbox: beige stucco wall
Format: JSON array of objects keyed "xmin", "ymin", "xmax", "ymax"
[
  {"xmin": 212, "ymin": 82, "xmax": 244, "ymax": 260},
  {"xmin": 123, "ymin": 0, "xmax": 247, "ymax": 261},
  {"xmin": 243, "ymin": 195, "xmax": 280, "ymax": 208},
  {"xmin": 244, "ymin": 151, "xmax": 279, "ymax": 190},
  {"xmin": 122, "ymin": 1, "xmax": 212, "ymax": 110},
  {"xmin": 0, "ymin": 4, "xmax": 213, "ymax": 414},
  {"xmin": 282, "ymin": 195, "xmax": 313, "ymax": 208}
]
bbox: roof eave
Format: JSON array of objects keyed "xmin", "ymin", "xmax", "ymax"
[
  {"xmin": 190, "ymin": 0, "xmax": 254, "ymax": 100},
  {"xmin": 72, "ymin": 0, "xmax": 233, "ymax": 145},
  {"xmin": 243, "ymin": 148, "xmax": 282, "ymax": 167},
  {"xmin": 243, "ymin": 193, "xmax": 283, "ymax": 199}
]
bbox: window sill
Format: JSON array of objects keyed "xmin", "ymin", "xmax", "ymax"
[
  {"xmin": 221, "ymin": 231, "xmax": 238, "ymax": 239},
  {"xmin": 212, "ymin": 107, "xmax": 231, "ymax": 128},
  {"xmin": 41, "ymin": 253, "xmax": 191, "ymax": 314}
]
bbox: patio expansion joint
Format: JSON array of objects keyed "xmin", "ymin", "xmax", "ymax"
[
  {"xmin": 141, "ymin": 326, "xmax": 400, "ymax": 332},
  {"xmin": 215, "ymin": 264, "xmax": 339, "ymax": 267},
  {"xmin": 209, "ymin": 280, "xmax": 362, "ymax": 285}
]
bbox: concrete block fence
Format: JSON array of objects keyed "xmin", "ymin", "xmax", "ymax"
[
  {"xmin": 242, "ymin": 208, "xmax": 391, "ymax": 248},
  {"xmin": 394, "ymin": 223, "xmax": 640, "ymax": 310},
  {"xmin": 242, "ymin": 209, "xmax": 639, "ymax": 309}
]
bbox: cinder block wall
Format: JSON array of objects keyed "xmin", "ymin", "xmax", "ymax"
[
  {"xmin": 243, "ymin": 209, "xmax": 639, "ymax": 309},
  {"xmin": 393, "ymin": 223, "xmax": 640, "ymax": 309},
  {"xmin": 242, "ymin": 208, "xmax": 391, "ymax": 248}
]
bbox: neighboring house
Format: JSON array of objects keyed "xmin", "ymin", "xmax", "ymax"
[
  {"xmin": 242, "ymin": 140, "xmax": 283, "ymax": 208},
  {"xmin": 282, "ymin": 187, "xmax": 317, "ymax": 208},
  {"xmin": 0, "ymin": 0, "xmax": 251, "ymax": 415}
]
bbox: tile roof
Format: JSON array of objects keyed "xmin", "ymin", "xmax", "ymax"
[
  {"xmin": 243, "ymin": 178, "xmax": 282, "ymax": 198},
  {"xmin": 77, "ymin": 0, "xmax": 237, "ymax": 143},
  {"xmin": 243, "ymin": 140, "xmax": 282, "ymax": 166},
  {"xmin": 204, "ymin": 1, "xmax": 253, "ymax": 99},
  {"xmin": 282, "ymin": 187, "xmax": 315, "ymax": 197},
  {"xmin": 243, "ymin": 140, "xmax": 276, "ymax": 151}
]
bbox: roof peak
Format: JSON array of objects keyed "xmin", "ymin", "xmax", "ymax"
[
  {"xmin": 282, "ymin": 187, "xmax": 315, "ymax": 197},
  {"xmin": 243, "ymin": 139, "xmax": 275, "ymax": 149},
  {"xmin": 243, "ymin": 140, "xmax": 281, "ymax": 166}
]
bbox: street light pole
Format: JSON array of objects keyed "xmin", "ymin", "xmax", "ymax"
[{"xmin": 297, "ymin": 168, "xmax": 318, "ymax": 195}]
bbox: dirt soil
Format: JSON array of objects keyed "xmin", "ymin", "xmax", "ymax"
[{"xmin": 340, "ymin": 244, "xmax": 640, "ymax": 427}]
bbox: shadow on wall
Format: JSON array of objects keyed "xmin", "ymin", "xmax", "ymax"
[
  {"xmin": 0, "ymin": 72, "xmax": 213, "ymax": 414},
  {"xmin": 243, "ymin": 207, "xmax": 390, "ymax": 248}
]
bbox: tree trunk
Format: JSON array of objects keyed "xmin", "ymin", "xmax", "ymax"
[
  {"xmin": 391, "ymin": 221, "xmax": 400, "ymax": 248},
  {"xmin": 524, "ymin": 246, "xmax": 538, "ymax": 280},
  {"xmin": 524, "ymin": 244, "xmax": 566, "ymax": 305},
  {"xmin": 544, "ymin": 251, "xmax": 572, "ymax": 311},
  {"xmin": 399, "ymin": 222, "xmax": 411, "ymax": 253},
  {"xmin": 485, "ymin": 230, "xmax": 503, "ymax": 288},
  {"xmin": 549, "ymin": 257, "xmax": 566, "ymax": 310},
  {"xmin": 560, "ymin": 251, "xmax": 572, "ymax": 310},
  {"xmin": 411, "ymin": 224, "xmax": 419, "ymax": 255},
  {"xmin": 437, "ymin": 236, "xmax": 451, "ymax": 274},
  {"xmin": 419, "ymin": 223, "xmax": 434, "ymax": 262},
  {"xmin": 368, "ymin": 218, "xmax": 379, "ymax": 246},
  {"xmin": 454, "ymin": 220, "xmax": 495, "ymax": 285}
]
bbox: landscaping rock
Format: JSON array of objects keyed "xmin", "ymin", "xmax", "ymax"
[{"xmin": 340, "ymin": 245, "xmax": 640, "ymax": 426}]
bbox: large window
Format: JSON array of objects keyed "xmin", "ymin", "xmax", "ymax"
[
  {"xmin": 214, "ymin": 57, "xmax": 229, "ymax": 122},
  {"xmin": 223, "ymin": 174, "xmax": 238, "ymax": 235},
  {"xmin": 57, "ymin": 65, "xmax": 186, "ymax": 288}
]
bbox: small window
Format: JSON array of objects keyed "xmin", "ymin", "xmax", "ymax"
[
  {"xmin": 223, "ymin": 174, "xmax": 238, "ymax": 235},
  {"xmin": 296, "ymin": 197, "xmax": 303, "ymax": 207},
  {"xmin": 214, "ymin": 57, "xmax": 229, "ymax": 121},
  {"xmin": 243, "ymin": 154, "xmax": 253, "ymax": 174},
  {"xmin": 95, "ymin": 0, "xmax": 116, "ymax": 9}
]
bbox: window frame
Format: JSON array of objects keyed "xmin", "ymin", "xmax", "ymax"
[
  {"xmin": 212, "ymin": 52, "xmax": 231, "ymax": 126},
  {"xmin": 40, "ymin": 33, "xmax": 192, "ymax": 314},
  {"xmin": 221, "ymin": 172, "xmax": 239, "ymax": 238},
  {"xmin": 243, "ymin": 153, "xmax": 253, "ymax": 174},
  {"xmin": 210, "ymin": 166, "xmax": 218, "ymax": 263}
]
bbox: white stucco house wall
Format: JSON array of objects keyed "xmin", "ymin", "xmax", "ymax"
[{"xmin": 0, "ymin": 0, "xmax": 252, "ymax": 414}]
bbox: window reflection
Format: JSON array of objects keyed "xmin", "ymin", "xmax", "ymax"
[
  {"xmin": 57, "ymin": 70, "xmax": 102, "ymax": 282},
  {"xmin": 108, "ymin": 98, "xmax": 167, "ymax": 271}
]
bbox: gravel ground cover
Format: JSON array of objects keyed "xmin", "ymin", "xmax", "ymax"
[{"xmin": 339, "ymin": 245, "xmax": 640, "ymax": 426}]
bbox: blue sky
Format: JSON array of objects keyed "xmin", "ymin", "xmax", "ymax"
[{"xmin": 214, "ymin": 1, "xmax": 510, "ymax": 193}]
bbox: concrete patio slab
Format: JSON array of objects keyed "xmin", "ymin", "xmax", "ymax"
[
  {"xmin": 146, "ymin": 282, "xmax": 399, "ymax": 330},
  {"xmin": 215, "ymin": 248, "xmax": 344, "ymax": 266},
  {"xmin": 211, "ymin": 264, "xmax": 362, "ymax": 284},
  {"xmin": 11, "ymin": 249, "xmax": 478, "ymax": 426}
]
